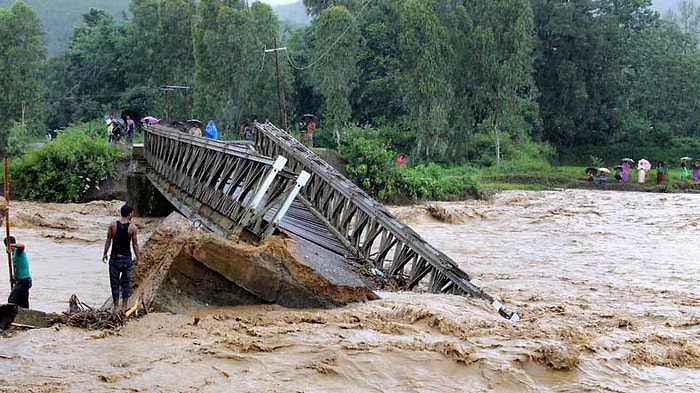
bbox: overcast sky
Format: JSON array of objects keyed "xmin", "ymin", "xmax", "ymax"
[{"xmin": 257, "ymin": 0, "xmax": 299, "ymax": 5}]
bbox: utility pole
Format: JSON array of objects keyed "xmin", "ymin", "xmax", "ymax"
[
  {"xmin": 266, "ymin": 37, "xmax": 287, "ymax": 130},
  {"xmin": 160, "ymin": 87, "xmax": 172, "ymax": 123},
  {"xmin": 160, "ymin": 85, "xmax": 191, "ymax": 122}
]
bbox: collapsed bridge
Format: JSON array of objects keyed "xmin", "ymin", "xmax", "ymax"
[{"xmin": 138, "ymin": 121, "xmax": 518, "ymax": 320}]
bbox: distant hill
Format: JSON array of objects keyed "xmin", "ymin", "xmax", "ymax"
[
  {"xmin": 0, "ymin": 0, "xmax": 130, "ymax": 57},
  {"xmin": 275, "ymin": 1, "xmax": 311, "ymax": 28}
]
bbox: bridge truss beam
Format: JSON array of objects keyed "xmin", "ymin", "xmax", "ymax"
[
  {"xmin": 253, "ymin": 122, "xmax": 518, "ymax": 321},
  {"xmin": 143, "ymin": 125, "xmax": 307, "ymax": 240}
]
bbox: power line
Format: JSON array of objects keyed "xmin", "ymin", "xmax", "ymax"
[
  {"xmin": 284, "ymin": 0, "xmax": 372, "ymax": 71},
  {"xmin": 244, "ymin": 1, "xmax": 273, "ymax": 73}
]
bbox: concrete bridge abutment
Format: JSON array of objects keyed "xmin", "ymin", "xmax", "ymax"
[{"xmin": 126, "ymin": 144, "xmax": 174, "ymax": 217}]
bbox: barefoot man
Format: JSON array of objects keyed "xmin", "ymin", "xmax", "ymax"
[{"xmin": 102, "ymin": 204, "xmax": 140, "ymax": 314}]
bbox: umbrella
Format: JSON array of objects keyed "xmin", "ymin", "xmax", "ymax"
[
  {"xmin": 598, "ymin": 168, "xmax": 611, "ymax": 174},
  {"xmin": 186, "ymin": 119, "xmax": 203, "ymax": 126},
  {"xmin": 104, "ymin": 111, "xmax": 122, "ymax": 124},
  {"xmin": 621, "ymin": 158, "xmax": 634, "ymax": 163},
  {"xmin": 680, "ymin": 156, "xmax": 693, "ymax": 161},
  {"xmin": 637, "ymin": 158, "xmax": 651, "ymax": 171},
  {"xmin": 141, "ymin": 116, "xmax": 160, "ymax": 124}
]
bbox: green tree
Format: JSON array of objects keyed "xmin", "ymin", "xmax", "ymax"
[
  {"xmin": 622, "ymin": 19, "xmax": 700, "ymax": 149},
  {"xmin": 533, "ymin": 0, "xmax": 656, "ymax": 154},
  {"xmin": 309, "ymin": 6, "xmax": 359, "ymax": 147},
  {"xmin": 665, "ymin": 0, "xmax": 700, "ymax": 52},
  {"xmin": 193, "ymin": 0, "xmax": 285, "ymax": 132},
  {"xmin": 244, "ymin": 2, "xmax": 291, "ymax": 127},
  {"xmin": 62, "ymin": 9, "xmax": 128, "ymax": 121},
  {"xmin": 0, "ymin": 2, "xmax": 46, "ymax": 149},
  {"xmin": 123, "ymin": 0, "xmax": 159, "ymax": 87},
  {"xmin": 464, "ymin": 0, "xmax": 538, "ymax": 164},
  {"xmin": 354, "ymin": 0, "xmax": 406, "ymax": 126},
  {"xmin": 302, "ymin": 0, "xmax": 360, "ymax": 17},
  {"xmin": 398, "ymin": 0, "xmax": 453, "ymax": 162}
]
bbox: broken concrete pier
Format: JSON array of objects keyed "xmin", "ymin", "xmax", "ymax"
[{"xmin": 128, "ymin": 213, "xmax": 378, "ymax": 314}]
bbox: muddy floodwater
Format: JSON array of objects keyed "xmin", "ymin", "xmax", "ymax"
[{"xmin": 0, "ymin": 190, "xmax": 699, "ymax": 392}]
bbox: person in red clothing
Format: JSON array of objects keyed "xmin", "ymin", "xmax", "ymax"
[{"xmin": 395, "ymin": 154, "xmax": 406, "ymax": 167}]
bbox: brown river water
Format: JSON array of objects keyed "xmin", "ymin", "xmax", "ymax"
[{"xmin": 0, "ymin": 190, "xmax": 698, "ymax": 392}]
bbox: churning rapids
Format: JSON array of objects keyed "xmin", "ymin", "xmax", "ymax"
[{"xmin": 0, "ymin": 189, "xmax": 698, "ymax": 392}]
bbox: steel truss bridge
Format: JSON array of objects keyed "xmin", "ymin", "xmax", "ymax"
[{"xmin": 142, "ymin": 122, "xmax": 518, "ymax": 321}]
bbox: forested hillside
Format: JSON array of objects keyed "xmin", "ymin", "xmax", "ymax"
[
  {"xmin": 0, "ymin": 0, "xmax": 129, "ymax": 56},
  {"xmin": 3, "ymin": 0, "xmax": 700, "ymax": 176}
]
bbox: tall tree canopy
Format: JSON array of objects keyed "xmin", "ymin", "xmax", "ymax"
[
  {"xmin": 7, "ymin": 0, "xmax": 700, "ymax": 167},
  {"xmin": 0, "ymin": 1, "xmax": 46, "ymax": 148},
  {"xmin": 309, "ymin": 5, "xmax": 359, "ymax": 147}
]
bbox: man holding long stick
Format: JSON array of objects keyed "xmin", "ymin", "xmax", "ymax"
[{"xmin": 5, "ymin": 236, "xmax": 32, "ymax": 308}]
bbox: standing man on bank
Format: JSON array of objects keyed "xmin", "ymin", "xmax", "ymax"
[
  {"xmin": 4, "ymin": 236, "xmax": 32, "ymax": 308},
  {"xmin": 102, "ymin": 204, "xmax": 140, "ymax": 314}
]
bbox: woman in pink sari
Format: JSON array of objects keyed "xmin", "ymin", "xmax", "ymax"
[{"xmin": 637, "ymin": 158, "xmax": 651, "ymax": 183}]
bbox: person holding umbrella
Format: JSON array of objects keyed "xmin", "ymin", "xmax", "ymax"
[
  {"xmin": 614, "ymin": 165, "xmax": 623, "ymax": 182},
  {"xmin": 621, "ymin": 158, "xmax": 633, "ymax": 182},
  {"xmin": 637, "ymin": 158, "xmax": 651, "ymax": 183},
  {"xmin": 680, "ymin": 157, "xmax": 692, "ymax": 179},
  {"xmin": 141, "ymin": 116, "xmax": 160, "ymax": 125},
  {"xmin": 187, "ymin": 119, "xmax": 203, "ymax": 137},
  {"xmin": 585, "ymin": 167, "xmax": 597, "ymax": 181}
]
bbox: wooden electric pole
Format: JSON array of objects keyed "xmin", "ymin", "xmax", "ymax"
[{"xmin": 266, "ymin": 37, "xmax": 287, "ymax": 130}]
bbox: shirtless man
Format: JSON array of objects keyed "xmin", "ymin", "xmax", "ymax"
[{"xmin": 102, "ymin": 204, "xmax": 140, "ymax": 314}]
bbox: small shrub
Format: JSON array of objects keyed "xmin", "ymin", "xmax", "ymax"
[
  {"xmin": 400, "ymin": 163, "xmax": 482, "ymax": 201},
  {"xmin": 339, "ymin": 126, "xmax": 400, "ymax": 200}
]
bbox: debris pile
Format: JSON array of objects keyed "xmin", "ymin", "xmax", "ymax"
[{"xmin": 55, "ymin": 294, "xmax": 139, "ymax": 330}]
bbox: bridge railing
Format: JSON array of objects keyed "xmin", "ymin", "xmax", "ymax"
[
  {"xmin": 253, "ymin": 122, "xmax": 517, "ymax": 320},
  {"xmin": 143, "ymin": 125, "xmax": 308, "ymax": 239}
]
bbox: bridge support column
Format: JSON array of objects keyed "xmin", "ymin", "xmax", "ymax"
[{"xmin": 127, "ymin": 145, "xmax": 174, "ymax": 217}]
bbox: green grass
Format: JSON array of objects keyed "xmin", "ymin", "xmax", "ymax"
[{"xmin": 477, "ymin": 164, "xmax": 700, "ymax": 195}]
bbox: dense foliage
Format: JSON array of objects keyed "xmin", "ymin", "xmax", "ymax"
[
  {"xmin": 8, "ymin": 129, "xmax": 122, "ymax": 202},
  {"xmin": 3, "ymin": 0, "xmax": 700, "ymax": 200}
]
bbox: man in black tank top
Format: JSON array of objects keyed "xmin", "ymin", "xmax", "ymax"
[{"xmin": 102, "ymin": 204, "xmax": 140, "ymax": 314}]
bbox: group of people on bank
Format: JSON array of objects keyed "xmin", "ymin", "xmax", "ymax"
[
  {"xmin": 588, "ymin": 157, "xmax": 700, "ymax": 186},
  {"xmin": 106, "ymin": 114, "xmax": 135, "ymax": 144}
]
